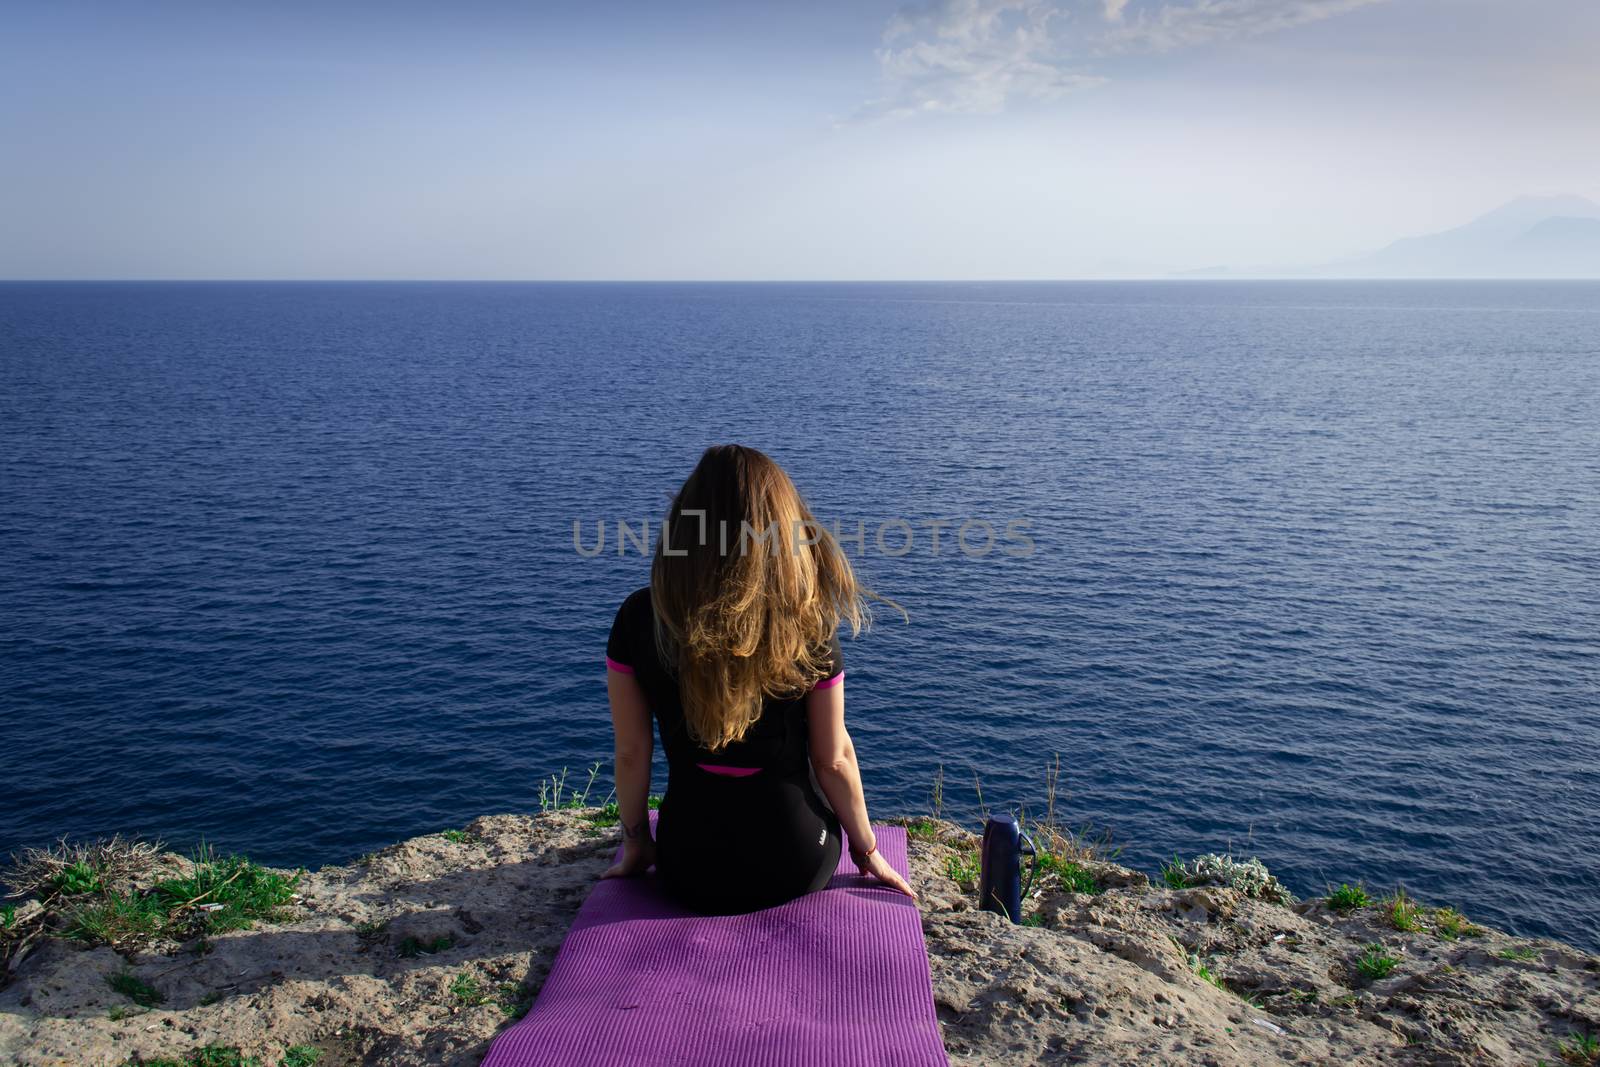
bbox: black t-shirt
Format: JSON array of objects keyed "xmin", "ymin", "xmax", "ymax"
[{"xmin": 605, "ymin": 586, "xmax": 843, "ymax": 778}]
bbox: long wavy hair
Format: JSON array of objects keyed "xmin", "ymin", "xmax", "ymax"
[{"xmin": 649, "ymin": 445, "xmax": 891, "ymax": 753}]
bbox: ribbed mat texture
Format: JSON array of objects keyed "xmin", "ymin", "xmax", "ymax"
[{"xmin": 479, "ymin": 811, "xmax": 948, "ymax": 1066}]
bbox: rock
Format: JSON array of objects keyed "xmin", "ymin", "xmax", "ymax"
[{"xmin": 2, "ymin": 808, "xmax": 1596, "ymax": 1066}]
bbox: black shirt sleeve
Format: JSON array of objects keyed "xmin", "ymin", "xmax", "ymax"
[
  {"xmin": 605, "ymin": 590, "xmax": 638, "ymax": 672},
  {"xmin": 813, "ymin": 627, "xmax": 844, "ymax": 687}
]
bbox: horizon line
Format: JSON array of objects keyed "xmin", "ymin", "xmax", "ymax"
[{"xmin": 5, "ymin": 276, "xmax": 1600, "ymax": 285}]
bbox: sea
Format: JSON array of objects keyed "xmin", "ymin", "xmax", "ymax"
[{"xmin": 2, "ymin": 280, "xmax": 1596, "ymax": 950}]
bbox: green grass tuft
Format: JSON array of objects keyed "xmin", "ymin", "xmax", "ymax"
[
  {"xmin": 901, "ymin": 817, "xmax": 942, "ymax": 841},
  {"xmin": 449, "ymin": 972, "xmax": 490, "ymax": 1006},
  {"xmin": 114, "ymin": 1036, "xmax": 267, "ymax": 1062},
  {"xmin": 106, "ymin": 968, "xmax": 163, "ymax": 1007},
  {"xmin": 582, "ymin": 802, "xmax": 621, "ymax": 828},
  {"xmin": 398, "ymin": 934, "xmax": 454, "ymax": 958},
  {"xmin": 1185, "ymin": 950, "xmax": 1226, "ymax": 990},
  {"xmin": 1037, "ymin": 851, "xmax": 1098, "ymax": 894},
  {"xmin": 1326, "ymin": 883, "xmax": 1370, "ymax": 912},
  {"xmin": 150, "ymin": 842, "xmax": 303, "ymax": 936},
  {"xmin": 1558, "ymin": 1032, "xmax": 1599, "ymax": 1065},
  {"xmin": 1431, "ymin": 906, "xmax": 1483, "ymax": 941},
  {"xmin": 1159, "ymin": 856, "xmax": 1191, "ymax": 890},
  {"xmin": 1383, "ymin": 888, "xmax": 1421, "ymax": 932},
  {"xmin": 188, "ymin": 1049, "xmax": 262, "ymax": 1067},
  {"xmin": 64, "ymin": 892, "xmax": 166, "ymax": 945},
  {"xmin": 439, "ymin": 829, "xmax": 473, "ymax": 844},
  {"xmin": 52, "ymin": 860, "xmax": 105, "ymax": 896},
  {"xmin": 69, "ymin": 842, "xmax": 300, "ymax": 950},
  {"xmin": 1498, "ymin": 945, "xmax": 1540, "ymax": 962},
  {"xmin": 279, "ymin": 1048, "xmax": 322, "ymax": 1067},
  {"xmin": 1355, "ymin": 944, "xmax": 1399, "ymax": 982},
  {"xmin": 944, "ymin": 850, "xmax": 980, "ymax": 889},
  {"xmin": 496, "ymin": 982, "xmax": 534, "ymax": 1019},
  {"xmin": 449, "ymin": 972, "xmax": 531, "ymax": 1017}
]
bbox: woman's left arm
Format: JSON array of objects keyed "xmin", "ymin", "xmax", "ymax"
[{"xmin": 601, "ymin": 667, "xmax": 656, "ymax": 878}]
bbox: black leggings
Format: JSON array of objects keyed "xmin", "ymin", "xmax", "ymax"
[{"xmin": 654, "ymin": 765, "xmax": 843, "ymax": 915}]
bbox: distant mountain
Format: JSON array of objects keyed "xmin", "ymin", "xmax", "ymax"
[{"xmin": 1324, "ymin": 195, "xmax": 1600, "ymax": 278}]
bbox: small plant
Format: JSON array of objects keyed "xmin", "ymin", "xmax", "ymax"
[
  {"xmin": 583, "ymin": 802, "xmax": 622, "ymax": 828},
  {"xmin": 1432, "ymin": 907, "xmax": 1482, "ymax": 941},
  {"xmin": 1326, "ymin": 883, "xmax": 1370, "ymax": 912},
  {"xmin": 901, "ymin": 817, "xmax": 941, "ymax": 841},
  {"xmin": 64, "ymin": 892, "xmax": 166, "ymax": 945},
  {"xmin": 1498, "ymin": 945, "xmax": 1540, "ymax": 962},
  {"xmin": 188, "ymin": 1049, "xmax": 262, "ymax": 1067},
  {"xmin": 64, "ymin": 839, "xmax": 303, "ymax": 949},
  {"xmin": 450, "ymin": 972, "xmax": 490, "ymax": 1006},
  {"xmin": 930, "ymin": 762, "xmax": 944, "ymax": 819},
  {"xmin": 1179, "ymin": 854, "xmax": 1294, "ymax": 904},
  {"xmin": 107, "ymin": 969, "xmax": 164, "ymax": 1007},
  {"xmin": 355, "ymin": 918, "xmax": 389, "ymax": 942},
  {"xmin": 439, "ymin": 829, "xmax": 473, "ymax": 844},
  {"xmin": 1355, "ymin": 945, "xmax": 1398, "ymax": 982},
  {"xmin": 1384, "ymin": 888, "xmax": 1421, "ymax": 932},
  {"xmin": 571, "ymin": 761, "xmax": 603, "ymax": 806},
  {"xmin": 945, "ymin": 851, "xmax": 980, "ymax": 889},
  {"xmin": 52, "ymin": 860, "xmax": 104, "ymax": 896},
  {"xmin": 546, "ymin": 767, "xmax": 568, "ymax": 809},
  {"xmin": 398, "ymin": 934, "xmax": 454, "ymax": 958},
  {"xmin": 279, "ymin": 1048, "xmax": 322, "ymax": 1067},
  {"xmin": 1558, "ymin": 1032, "xmax": 1600, "ymax": 1065},
  {"xmin": 647, "ymin": 794, "xmax": 662, "ymax": 810},
  {"xmin": 537, "ymin": 765, "xmax": 601, "ymax": 811},
  {"xmin": 5, "ymin": 833, "xmax": 163, "ymax": 899},
  {"xmin": 496, "ymin": 981, "xmax": 533, "ymax": 1018},
  {"xmin": 1160, "ymin": 856, "xmax": 1192, "ymax": 889},
  {"xmin": 198, "ymin": 990, "xmax": 225, "ymax": 1006},
  {"xmin": 1037, "ymin": 851, "xmax": 1098, "ymax": 895},
  {"xmin": 107, "ymin": 1003, "xmax": 147, "ymax": 1021},
  {"xmin": 1186, "ymin": 950, "xmax": 1225, "ymax": 990},
  {"xmin": 1, "ymin": 903, "xmax": 17, "ymax": 930}
]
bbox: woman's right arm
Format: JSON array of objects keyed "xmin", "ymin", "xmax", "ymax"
[{"xmin": 807, "ymin": 679, "xmax": 916, "ymax": 899}]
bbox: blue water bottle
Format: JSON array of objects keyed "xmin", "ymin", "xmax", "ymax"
[{"xmin": 978, "ymin": 814, "xmax": 1037, "ymax": 923}]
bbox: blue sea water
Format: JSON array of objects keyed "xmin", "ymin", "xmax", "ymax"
[{"xmin": 2, "ymin": 280, "xmax": 1597, "ymax": 950}]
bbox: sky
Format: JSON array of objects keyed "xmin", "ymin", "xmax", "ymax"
[{"xmin": 1, "ymin": 0, "xmax": 1597, "ymax": 280}]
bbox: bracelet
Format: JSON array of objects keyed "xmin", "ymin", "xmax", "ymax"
[{"xmin": 850, "ymin": 840, "xmax": 877, "ymax": 861}]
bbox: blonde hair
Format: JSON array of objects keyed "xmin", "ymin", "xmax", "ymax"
[{"xmin": 649, "ymin": 445, "xmax": 894, "ymax": 753}]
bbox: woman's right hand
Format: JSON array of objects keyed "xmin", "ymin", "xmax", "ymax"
[{"xmin": 854, "ymin": 845, "xmax": 917, "ymax": 900}]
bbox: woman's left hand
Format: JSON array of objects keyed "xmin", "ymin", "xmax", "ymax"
[{"xmin": 601, "ymin": 837, "xmax": 657, "ymax": 879}]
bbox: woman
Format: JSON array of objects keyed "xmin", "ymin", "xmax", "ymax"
[{"xmin": 599, "ymin": 444, "xmax": 915, "ymax": 913}]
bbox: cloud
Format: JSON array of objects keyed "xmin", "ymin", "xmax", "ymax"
[
  {"xmin": 852, "ymin": 0, "xmax": 1105, "ymax": 121},
  {"xmin": 1102, "ymin": 0, "xmax": 1389, "ymax": 54},
  {"xmin": 853, "ymin": 0, "xmax": 1387, "ymax": 121}
]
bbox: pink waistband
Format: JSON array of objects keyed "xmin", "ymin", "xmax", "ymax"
[
  {"xmin": 605, "ymin": 656, "xmax": 634, "ymax": 675},
  {"xmin": 697, "ymin": 763, "xmax": 762, "ymax": 777}
]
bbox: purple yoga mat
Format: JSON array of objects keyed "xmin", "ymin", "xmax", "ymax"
[{"xmin": 480, "ymin": 811, "xmax": 948, "ymax": 1067}]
